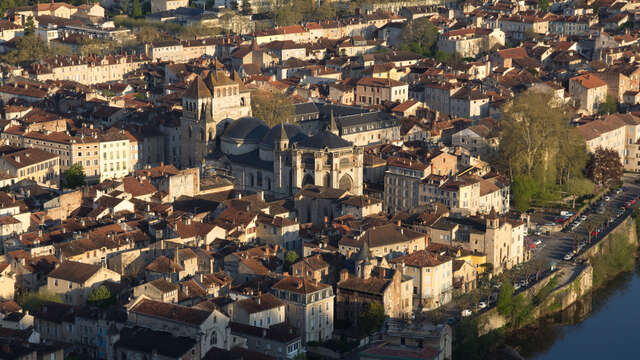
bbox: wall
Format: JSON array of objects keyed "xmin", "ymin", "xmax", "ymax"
[{"xmin": 477, "ymin": 211, "xmax": 638, "ymax": 335}]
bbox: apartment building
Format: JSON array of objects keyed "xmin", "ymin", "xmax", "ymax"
[
  {"xmin": 46, "ymin": 261, "xmax": 121, "ymax": 305},
  {"xmin": 569, "ymin": 73, "xmax": 608, "ymax": 114},
  {"xmin": 337, "ymin": 266, "xmax": 413, "ymax": 322},
  {"xmin": 22, "ymin": 131, "xmax": 100, "ymax": 179},
  {"xmin": 29, "ymin": 54, "xmax": 149, "ymax": 85},
  {"xmin": 355, "ymin": 77, "xmax": 408, "ymax": 107},
  {"xmin": 151, "ymin": 0, "xmax": 189, "ymax": 13},
  {"xmin": 99, "ymin": 129, "xmax": 134, "ymax": 181},
  {"xmin": 428, "ymin": 210, "xmax": 524, "ymax": 273},
  {"xmin": 498, "ymin": 15, "xmax": 548, "ymax": 40},
  {"xmin": 576, "ymin": 113, "xmax": 640, "ymax": 172},
  {"xmin": 0, "ymin": 148, "xmax": 60, "ymax": 188},
  {"xmin": 232, "ymin": 293, "xmax": 286, "ymax": 329},
  {"xmin": 437, "ymin": 27, "xmax": 505, "ymax": 58},
  {"xmin": 338, "ymin": 223, "xmax": 427, "ymax": 259},
  {"xmin": 384, "ymin": 157, "xmax": 429, "ymax": 213},
  {"xmin": 390, "ymin": 250, "xmax": 453, "ymax": 310},
  {"xmin": 272, "ymin": 277, "xmax": 334, "ymax": 343}
]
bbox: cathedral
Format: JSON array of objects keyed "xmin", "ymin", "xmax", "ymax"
[
  {"xmin": 215, "ymin": 113, "xmax": 364, "ymax": 197},
  {"xmin": 179, "ymin": 70, "xmax": 252, "ymax": 168}
]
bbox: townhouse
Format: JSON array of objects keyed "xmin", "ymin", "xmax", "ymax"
[
  {"xmin": 569, "ymin": 74, "xmax": 608, "ymax": 115},
  {"xmin": 271, "ymin": 277, "xmax": 335, "ymax": 343},
  {"xmin": 28, "ymin": 54, "xmax": 149, "ymax": 85},
  {"xmin": 0, "ymin": 148, "xmax": 60, "ymax": 188},
  {"xmin": 355, "ymin": 77, "xmax": 409, "ymax": 107}
]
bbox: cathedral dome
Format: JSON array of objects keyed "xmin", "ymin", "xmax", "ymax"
[
  {"xmin": 220, "ymin": 117, "xmax": 269, "ymax": 156},
  {"xmin": 259, "ymin": 123, "xmax": 308, "ymax": 150}
]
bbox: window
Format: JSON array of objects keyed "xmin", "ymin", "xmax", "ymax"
[{"xmin": 210, "ymin": 331, "xmax": 217, "ymax": 345}]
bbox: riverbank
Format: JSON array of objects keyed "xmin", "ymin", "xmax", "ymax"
[{"xmin": 453, "ymin": 211, "xmax": 640, "ymax": 359}]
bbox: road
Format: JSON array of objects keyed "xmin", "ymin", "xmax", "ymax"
[{"xmin": 533, "ymin": 173, "xmax": 640, "ymax": 268}]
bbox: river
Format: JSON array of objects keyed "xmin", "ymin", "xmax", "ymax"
[{"xmin": 506, "ymin": 262, "xmax": 640, "ymax": 359}]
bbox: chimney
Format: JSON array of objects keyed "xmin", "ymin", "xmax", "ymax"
[{"xmin": 339, "ymin": 269, "xmax": 349, "ymax": 282}]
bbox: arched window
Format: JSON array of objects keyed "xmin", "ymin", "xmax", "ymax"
[
  {"xmin": 223, "ymin": 88, "xmax": 227, "ymax": 96},
  {"xmin": 249, "ymin": 174, "xmax": 254, "ymax": 187},
  {"xmin": 257, "ymin": 171, "xmax": 263, "ymax": 187},
  {"xmin": 234, "ymin": 88, "xmax": 237, "ymax": 95},
  {"xmin": 188, "ymin": 126, "xmax": 192, "ymax": 138},
  {"xmin": 201, "ymin": 129, "xmax": 205, "ymax": 141},
  {"xmin": 217, "ymin": 89, "xmax": 220, "ymax": 97},
  {"xmin": 240, "ymin": 97, "xmax": 245, "ymax": 106},
  {"xmin": 210, "ymin": 331, "xmax": 217, "ymax": 345}
]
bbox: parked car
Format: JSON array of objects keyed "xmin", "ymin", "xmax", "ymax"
[
  {"xmin": 560, "ymin": 210, "xmax": 574, "ymax": 217},
  {"xmin": 564, "ymin": 253, "xmax": 573, "ymax": 261},
  {"xmin": 535, "ymin": 239, "xmax": 543, "ymax": 246},
  {"xmin": 514, "ymin": 282, "xmax": 521, "ymax": 291},
  {"xmin": 478, "ymin": 302, "xmax": 488, "ymax": 310},
  {"xmin": 616, "ymin": 188, "xmax": 623, "ymax": 194},
  {"xmin": 604, "ymin": 196, "xmax": 611, "ymax": 202},
  {"xmin": 461, "ymin": 309, "xmax": 472, "ymax": 317},
  {"xmin": 580, "ymin": 215, "xmax": 588, "ymax": 221}
]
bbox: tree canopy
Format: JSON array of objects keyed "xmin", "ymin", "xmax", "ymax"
[
  {"xmin": 251, "ymin": 90, "xmax": 295, "ymax": 127},
  {"xmin": 285, "ymin": 250, "xmax": 299, "ymax": 267},
  {"xmin": 398, "ymin": 18, "xmax": 439, "ymax": 57},
  {"xmin": 599, "ymin": 94, "xmax": 618, "ymax": 115},
  {"xmin": 132, "ymin": 0, "xmax": 142, "ymax": 18},
  {"xmin": 87, "ymin": 285, "xmax": 114, "ymax": 307},
  {"xmin": 496, "ymin": 91, "xmax": 588, "ymax": 210},
  {"xmin": 0, "ymin": 35, "xmax": 59, "ymax": 66},
  {"xmin": 63, "ymin": 163, "xmax": 86, "ymax": 189},
  {"xmin": 586, "ymin": 147, "xmax": 623, "ymax": 186},
  {"xmin": 359, "ymin": 301, "xmax": 385, "ymax": 334},
  {"xmin": 19, "ymin": 290, "xmax": 62, "ymax": 312}
]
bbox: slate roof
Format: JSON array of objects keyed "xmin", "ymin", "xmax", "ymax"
[
  {"xmin": 222, "ymin": 117, "xmax": 269, "ymax": 142},
  {"xmin": 294, "ymin": 131, "xmax": 352, "ymax": 149}
]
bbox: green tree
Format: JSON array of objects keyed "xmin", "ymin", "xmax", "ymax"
[
  {"xmin": 132, "ymin": 0, "xmax": 142, "ymax": 18},
  {"xmin": 586, "ymin": 147, "xmax": 624, "ymax": 186},
  {"xmin": 19, "ymin": 290, "xmax": 62, "ymax": 312},
  {"xmin": 285, "ymin": 250, "xmax": 299, "ymax": 271},
  {"xmin": 538, "ymin": 0, "xmax": 550, "ymax": 11},
  {"xmin": 24, "ymin": 16, "xmax": 35, "ymax": 36},
  {"xmin": 497, "ymin": 91, "xmax": 585, "ymax": 193},
  {"xmin": 398, "ymin": 17, "xmax": 439, "ymax": 57},
  {"xmin": 87, "ymin": 285, "xmax": 113, "ymax": 307},
  {"xmin": 312, "ymin": 1, "xmax": 335, "ymax": 21},
  {"xmin": 358, "ymin": 301, "xmax": 385, "ymax": 334},
  {"xmin": 496, "ymin": 279, "xmax": 514, "ymax": 317},
  {"xmin": 120, "ymin": 0, "xmax": 129, "ymax": 14},
  {"xmin": 1, "ymin": 35, "xmax": 53, "ymax": 66},
  {"xmin": 63, "ymin": 163, "xmax": 86, "ymax": 189},
  {"xmin": 251, "ymin": 90, "xmax": 295, "ymax": 127},
  {"xmin": 599, "ymin": 94, "xmax": 618, "ymax": 114}
]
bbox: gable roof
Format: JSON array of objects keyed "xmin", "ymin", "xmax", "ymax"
[{"xmin": 48, "ymin": 261, "xmax": 102, "ymax": 283}]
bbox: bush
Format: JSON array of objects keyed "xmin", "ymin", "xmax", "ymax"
[
  {"xmin": 19, "ymin": 290, "xmax": 62, "ymax": 312},
  {"xmin": 87, "ymin": 285, "xmax": 114, "ymax": 307}
]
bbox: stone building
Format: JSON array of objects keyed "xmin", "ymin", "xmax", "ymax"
[
  {"xmin": 180, "ymin": 71, "xmax": 252, "ymax": 168},
  {"xmin": 427, "ymin": 209, "xmax": 525, "ymax": 273},
  {"xmin": 217, "ymin": 115, "xmax": 364, "ymax": 197},
  {"xmin": 271, "ymin": 277, "xmax": 335, "ymax": 343},
  {"xmin": 336, "ymin": 251, "xmax": 413, "ymax": 322}
]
